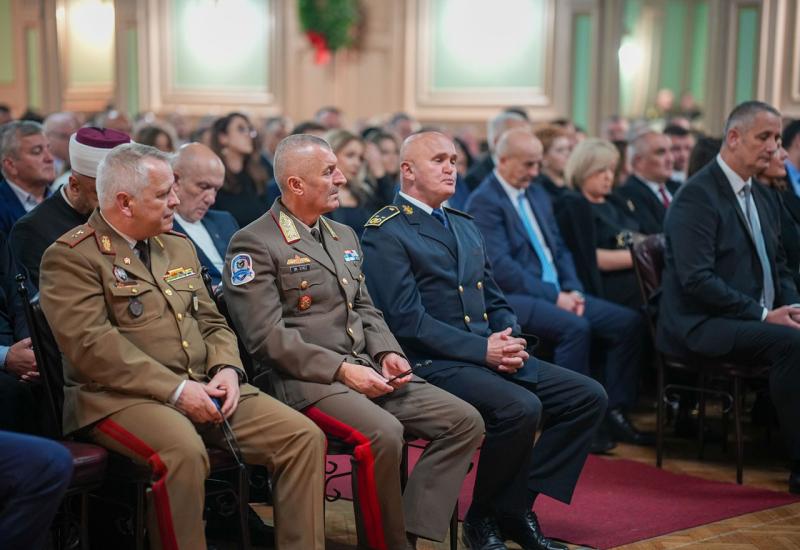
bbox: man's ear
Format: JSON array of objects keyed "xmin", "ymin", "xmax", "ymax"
[
  {"xmin": 286, "ymin": 175, "xmax": 304, "ymax": 196},
  {"xmin": 116, "ymin": 191, "xmax": 134, "ymax": 217},
  {"xmin": 399, "ymin": 160, "xmax": 413, "ymax": 181}
]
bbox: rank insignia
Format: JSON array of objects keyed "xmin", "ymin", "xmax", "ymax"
[
  {"xmin": 101, "ymin": 235, "xmax": 112, "ymax": 252},
  {"xmin": 343, "ymin": 249, "xmax": 360, "ymax": 262},
  {"xmin": 364, "ymin": 206, "xmax": 401, "ymax": 228},
  {"xmin": 123, "ymin": 257, "xmax": 131, "ymax": 265},
  {"xmin": 230, "ymin": 253, "xmax": 255, "ymax": 285},
  {"xmin": 286, "ymin": 255, "xmax": 311, "ymax": 266},
  {"xmin": 153, "ymin": 236, "xmax": 164, "ymax": 248},
  {"xmin": 71, "ymin": 229, "xmax": 84, "ymax": 238},
  {"xmin": 402, "ymin": 205, "xmax": 413, "ymax": 215},
  {"xmin": 298, "ymin": 294, "xmax": 312, "ymax": 311},
  {"xmin": 164, "ymin": 267, "xmax": 196, "ymax": 282},
  {"xmin": 277, "ymin": 211, "xmax": 301, "ymax": 243},
  {"xmin": 320, "ymin": 217, "xmax": 339, "ymax": 240},
  {"xmin": 113, "ymin": 266, "xmax": 129, "ymax": 282}
]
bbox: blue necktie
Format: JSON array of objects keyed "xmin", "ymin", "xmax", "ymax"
[
  {"xmin": 431, "ymin": 207, "xmax": 449, "ymax": 229},
  {"xmin": 517, "ymin": 194, "xmax": 559, "ymax": 290},
  {"xmin": 742, "ymin": 184, "xmax": 774, "ymax": 309}
]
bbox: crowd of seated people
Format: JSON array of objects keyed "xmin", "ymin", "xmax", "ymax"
[{"xmin": 2, "ymin": 98, "xmax": 800, "ymax": 550}]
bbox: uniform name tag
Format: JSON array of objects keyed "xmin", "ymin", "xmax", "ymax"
[{"xmin": 290, "ymin": 264, "xmax": 311, "ymax": 273}]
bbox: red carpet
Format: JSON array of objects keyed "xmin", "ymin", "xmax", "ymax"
[{"xmin": 326, "ymin": 446, "xmax": 799, "ymax": 549}]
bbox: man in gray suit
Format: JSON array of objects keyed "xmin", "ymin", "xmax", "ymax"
[{"xmin": 223, "ymin": 134, "xmax": 484, "ymax": 550}]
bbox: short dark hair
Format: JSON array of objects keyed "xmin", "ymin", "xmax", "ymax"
[
  {"xmin": 291, "ymin": 121, "xmax": 326, "ymax": 135},
  {"xmin": 723, "ymin": 101, "xmax": 780, "ymax": 137},
  {"xmin": 782, "ymin": 119, "xmax": 800, "ymax": 150},
  {"xmin": 663, "ymin": 124, "xmax": 690, "ymax": 137}
]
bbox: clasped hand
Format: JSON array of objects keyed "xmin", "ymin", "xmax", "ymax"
[
  {"xmin": 175, "ymin": 368, "xmax": 240, "ymax": 424},
  {"xmin": 336, "ymin": 352, "xmax": 411, "ymax": 398},
  {"xmin": 486, "ymin": 327, "xmax": 529, "ymax": 374}
]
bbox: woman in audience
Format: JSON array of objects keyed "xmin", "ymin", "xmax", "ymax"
[
  {"xmin": 556, "ymin": 138, "xmax": 643, "ymax": 309},
  {"xmin": 326, "ymin": 130, "xmax": 394, "ymax": 236},
  {"xmin": 366, "ymin": 130, "xmax": 401, "ymax": 184},
  {"xmin": 134, "ymin": 125, "xmax": 175, "ymax": 153},
  {"xmin": 534, "ymin": 124, "xmax": 572, "ymax": 202},
  {"xmin": 758, "ymin": 147, "xmax": 800, "ymax": 290},
  {"xmin": 210, "ymin": 112, "xmax": 269, "ymax": 227}
]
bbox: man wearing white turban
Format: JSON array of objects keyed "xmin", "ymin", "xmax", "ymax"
[{"xmin": 11, "ymin": 127, "xmax": 130, "ymax": 287}]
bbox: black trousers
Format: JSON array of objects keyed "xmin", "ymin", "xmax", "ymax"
[
  {"xmin": 709, "ymin": 319, "xmax": 800, "ymax": 461},
  {"xmin": 425, "ymin": 361, "xmax": 607, "ymax": 517},
  {"xmin": 0, "ymin": 370, "xmax": 38, "ymax": 434}
]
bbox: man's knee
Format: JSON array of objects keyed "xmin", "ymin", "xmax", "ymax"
[
  {"xmin": 580, "ymin": 377, "xmax": 609, "ymax": 417},
  {"xmin": 492, "ymin": 393, "xmax": 542, "ymax": 435},
  {"xmin": 162, "ymin": 432, "xmax": 210, "ymax": 479},
  {"xmin": 561, "ymin": 316, "xmax": 591, "ymax": 343},
  {"xmin": 365, "ymin": 415, "xmax": 405, "ymax": 457}
]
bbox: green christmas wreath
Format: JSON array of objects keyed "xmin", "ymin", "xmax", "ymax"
[{"xmin": 298, "ymin": 0, "xmax": 360, "ymax": 64}]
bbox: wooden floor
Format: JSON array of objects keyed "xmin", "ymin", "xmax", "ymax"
[{"xmin": 252, "ymin": 403, "xmax": 800, "ymax": 550}]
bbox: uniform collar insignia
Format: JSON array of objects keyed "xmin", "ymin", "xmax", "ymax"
[
  {"xmin": 402, "ymin": 204, "xmax": 413, "ymax": 215},
  {"xmin": 320, "ymin": 217, "xmax": 338, "ymax": 240},
  {"xmin": 277, "ymin": 210, "xmax": 301, "ymax": 243}
]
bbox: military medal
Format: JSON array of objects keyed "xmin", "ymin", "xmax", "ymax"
[
  {"xmin": 298, "ymin": 294, "xmax": 312, "ymax": 311},
  {"xmin": 113, "ymin": 266, "xmax": 129, "ymax": 282},
  {"xmin": 192, "ymin": 292, "xmax": 199, "ymax": 313},
  {"xmin": 128, "ymin": 297, "xmax": 143, "ymax": 317}
]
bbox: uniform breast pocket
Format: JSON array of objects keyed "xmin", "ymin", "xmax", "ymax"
[
  {"xmin": 278, "ymin": 266, "xmax": 325, "ymax": 301},
  {"xmin": 108, "ymin": 284, "xmax": 161, "ymax": 327},
  {"xmin": 167, "ymin": 274, "xmax": 203, "ymax": 314}
]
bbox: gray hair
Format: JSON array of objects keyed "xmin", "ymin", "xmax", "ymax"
[
  {"xmin": 487, "ymin": 112, "xmax": 527, "ymax": 151},
  {"xmin": 273, "ymin": 134, "xmax": 331, "ymax": 190},
  {"xmin": 565, "ymin": 138, "xmax": 619, "ymax": 189},
  {"xmin": 0, "ymin": 120, "xmax": 44, "ymax": 179},
  {"xmin": 723, "ymin": 100, "xmax": 781, "ymax": 138},
  {"xmin": 626, "ymin": 130, "xmax": 661, "ymax": 164},
  {"xmin": 96, "ymin": 143, "xmax": 172, "ymax": 209}
]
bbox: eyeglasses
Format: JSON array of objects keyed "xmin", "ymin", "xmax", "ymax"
[{"xmin": 234, "ymin": 124, "xmax": 257, "ymax": 139}]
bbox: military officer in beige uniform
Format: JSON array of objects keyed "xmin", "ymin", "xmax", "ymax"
[
  {"xmin": 39, "ymin": 143, "xmax": 326, "ymax": 550},
  {"xmin": 223, "ymin": 134, "xmax": 484, "ymax": 550}
]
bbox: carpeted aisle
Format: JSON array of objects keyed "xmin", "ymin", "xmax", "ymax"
[{"xmin": 326, "ymin": 446, "xmax": 799, "ymax": 549}]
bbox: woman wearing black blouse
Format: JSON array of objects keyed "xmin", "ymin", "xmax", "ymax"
[{"xmin": 209, "ymin": 112, "xmax": 269, "ymax": 227}]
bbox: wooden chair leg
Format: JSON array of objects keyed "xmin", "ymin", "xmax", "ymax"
[
  {"xmin": 697, "ymin": 372, "xmax": 707, "ymax": 460},
  {"xmin": 350, "ymin": 457, "xmax": 368, "ymax": 548},
  {"xmin": 721, "ymin": 379, "xmax": 731, "ymax": 454},
  {"xmin": 734, "ymin": 376, "xmax": 744, "ymax": 484},
  {"xmin": 656, "ymin": 357, "xmax": 665, "ymax": 468}
]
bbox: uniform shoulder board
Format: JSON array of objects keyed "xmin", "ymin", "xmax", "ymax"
[
  {"xmin": 365, "ymin": 205, "xmax": 401, "ymax": 228},
  {"xmin": 56, "ymin": 225, "xmax": 95, "ymax": 248},
  {"xmin": 443, "ymin": 206, "xmax": 473, "ymax": 219}
]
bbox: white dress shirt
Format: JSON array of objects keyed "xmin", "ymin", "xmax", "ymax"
[{"xmin": 174, "ymin": 213, "xmax": 225, "ymax": 276}]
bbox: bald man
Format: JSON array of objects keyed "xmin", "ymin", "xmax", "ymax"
[
  {"xmin": 223, "ymin": 134, "xmax": 484, "ymax": 550},
  {"xmin": 43, "ymin": 111, "xmax": 80, "ymax": 178},
  {"xmin": 362, "ymin": 131, "xmax": 606, "ymax": 550},
  {"xmin": 172, "ymin": 143, "xmax": 239, "ymax": 286}
]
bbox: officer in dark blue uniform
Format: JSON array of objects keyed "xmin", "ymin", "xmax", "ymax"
[{"xmin": 361, "ymin": 132, "xmax": 608, "ymax": 550}]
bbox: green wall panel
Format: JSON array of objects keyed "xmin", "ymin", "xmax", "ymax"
[
  {"xmin": 431, "ymin": 0, "xmax": 546, "ymax": 90},
  {"xmin": 734, "ymin": 6, "xmax": 759, "ymax": 104},
  {"xmin": 171, "ymin": 0, "xmax": 269, "ymax": 90},
  {"xmin": 126, "ymin": 29, "xmax": 139, "ymax": 116},
  {"xmin": 0, "ymin": 0, "xmax": 13, "ymax": 84},
  {"xmin": 25, "ymin": 28, "xmax": 40, "ymax": 109},
  {"xmin": 659, "ymin": 0, "xmax": 687, "ymax": 93},
  {"xmin": 688, "ymin": 1, "xmax": 709, "ymax": 104},
  {"xmin": 571, "ymin": 14, "xmax": 591, "ymax": 130}
]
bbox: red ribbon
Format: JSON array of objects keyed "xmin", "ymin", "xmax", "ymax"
[{"xmin": 307, "ymin": 31, "xmax": 332, "ymax": 65}]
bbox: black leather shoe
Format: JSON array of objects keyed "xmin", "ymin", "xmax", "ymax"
[
  {"xmin": 590, "ymin": 427, "xmax": 617, "ymax": 454},
  {"xmin": 789, "ymin": 471, "xmax": 800, "ymax": 494},
  {"xmin": 462, "ymin": 515, "xmax": 508, "ymax": 549},
  {"xmin": 606, "ymin": 408, "xmax": 655, "ymax": 446},
  {"xmin": 497, "ymin": 511, "xmax": 568, "ymax": 550}
]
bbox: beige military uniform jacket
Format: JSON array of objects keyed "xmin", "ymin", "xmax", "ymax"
[
  {"xmin": 223, "ymin": 199, "xmax": 408, "ymax": 410},
  {"xmin": 40, "ymin": 210, "xmax": 256, "ymax": 435}
]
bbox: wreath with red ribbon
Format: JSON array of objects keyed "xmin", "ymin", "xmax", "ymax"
[{"xmin": 298, "ymin": 0, "xmax": 360, "ymax": 65}]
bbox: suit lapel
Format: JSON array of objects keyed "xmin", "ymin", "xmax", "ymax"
[
  {"xmin": 489, "ymin": 176, "xmax": 531, "ymax": 250},
  {"xmin": 711, "ymin": 163, "xmax": 759, "ymax": 253},
  {"xmin": 526, "ymin": 187, "xmax": 556, "ymax": 252}
]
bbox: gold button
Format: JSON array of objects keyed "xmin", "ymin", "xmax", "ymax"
[
  {"xmin": 177, "ymin": 313, "xmax": 183, "ymax": 321},
  {"xmin": 347, "ymin": 327, "xmax": 354, "ymax": 335},
  {"xmin": 477, "ymin": 281, "xmax": 483, "ymax": 289},
  {"xmin": 464, "ymin": 315, "xmax": 471, "ymax": 323},
  {"xmin": 188, "ymin": 284, "xmax": 194, "ymax": 290},
  {"xmin": 165, "ymin": 289, "xmax": 173, "ymax": 296},
  {"xmin": 300, "ymin": 280, "xmax": 309, "ymax": 290},
  {"xmin": 352, "ymin": 349, "xmax": 358, "ymax": 355},
  {"xmin": 182, "ymin": 340, "xmax": 189, "ymax": 348},
  {"xmin": 131, "ymin": 288, "xmax": 138, "ymax": 294},
  {"xmin": 187, "ymin": 367, "xmax": 194, "ymax": 375},
  {"xmin": 347, "ymin": 302, "xmax": 353, "ymax": 309},
  {"xmin": 341, "ymin": 277, "xmax": 349, "ymax": 285},
  {"xmin": 458, "ymin": 285, "xmax": 464, "ymax": 293},
  {"xmin": 359, "ymin": 274, "xmax": 364, "ymax": 280},
  {"xmin": 483, "ymin": 312, "xmax": 488, "ymax": 321}
]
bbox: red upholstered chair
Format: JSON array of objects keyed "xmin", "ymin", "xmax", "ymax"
[{"xmin": 629, "ymin": 235, "xmax": 770, "ymax": 483}]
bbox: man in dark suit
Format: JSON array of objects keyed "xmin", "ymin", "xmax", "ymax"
[
  {"xmin": 10, "ymin": 127, "xmax": 131, "ymax": 288},
  {"xmin": 466, "ymin": 129, "xmax": 649, "ymax": 449},
  {"xmin": 362, "ymin": 131, "xmax": 607, "ymax": 550},
  {"xmin": 464, "ymin": 111, "xmax": 529, "ymax": 192},
  {"xmin": 658, "ymin": 101, "xmax": 800, "ymax": 494},
  {"xmin": 0, "ymin": 121, "xmax": 55, "ymax": 235},
  {"xmin": 616, "ymin": 130, "xmax": 678, "ymax": 235},
  {"xmin": 171, "ymin": 143, "xmax": 239, "ymax": 287}
]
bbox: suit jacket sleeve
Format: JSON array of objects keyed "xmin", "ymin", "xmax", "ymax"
[
  {"xmin": 666, "ymin": 181, "xmax": 764, "ymax": 320},
  {"xmin": 223, "ymin": 228, "xmax": 347, "ymax": 384},
  {"xmin": 0, "ymin": 231, "xmax": 29, "ymax": 340},
  {"xmin": 9, "ymin": 217, "xmax": 46, "ymax": 289},
  {"xmin": 361, "ymin": 227, "xmax": 490, "ymax": 365},
  {"xmin": 39, "ymin": 244, "xmax": 185, "ymax": 402}
]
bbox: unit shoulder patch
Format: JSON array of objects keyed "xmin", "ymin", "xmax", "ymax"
[
  {"xmin": 56, "ymin": 225, "xmax": 95, "ymax": 248},
  {"xmin": 365, "ymin": 206, "xmax": 401, "ymax": 228}
]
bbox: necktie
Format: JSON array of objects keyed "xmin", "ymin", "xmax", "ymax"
[
  {"xmin": 742, "ymin": 184, "xmax": 774, "ymax": 309},
  {"xmin": 431, "ymin": 208, "xmax": 449, "ymax": 229},
  {"xmin": 134, "ymin": 240, "xmax": 151, "ymax": 271},
  {"xmin": 658, "ymin": 185, "xmax": 671, "ymax": 209},
  {"xmin": 516, "ymin": 194, "xmax": 559, "ymax": 290},
  {"xmin": 310, "ymin": 227, "xmax": 323, "ymax": 244}
]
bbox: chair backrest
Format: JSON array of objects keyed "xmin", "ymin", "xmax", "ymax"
[
  {"xmin": 211, "ymin": 285, "xmax": 257, "ymax": 381},
  {"xmin": 629, "ymin": 234, "xmax": 666, "ymax": 341},
  {"xmin": 16, "ymin": 274, "xmax": 64, "ymax": 439}
]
